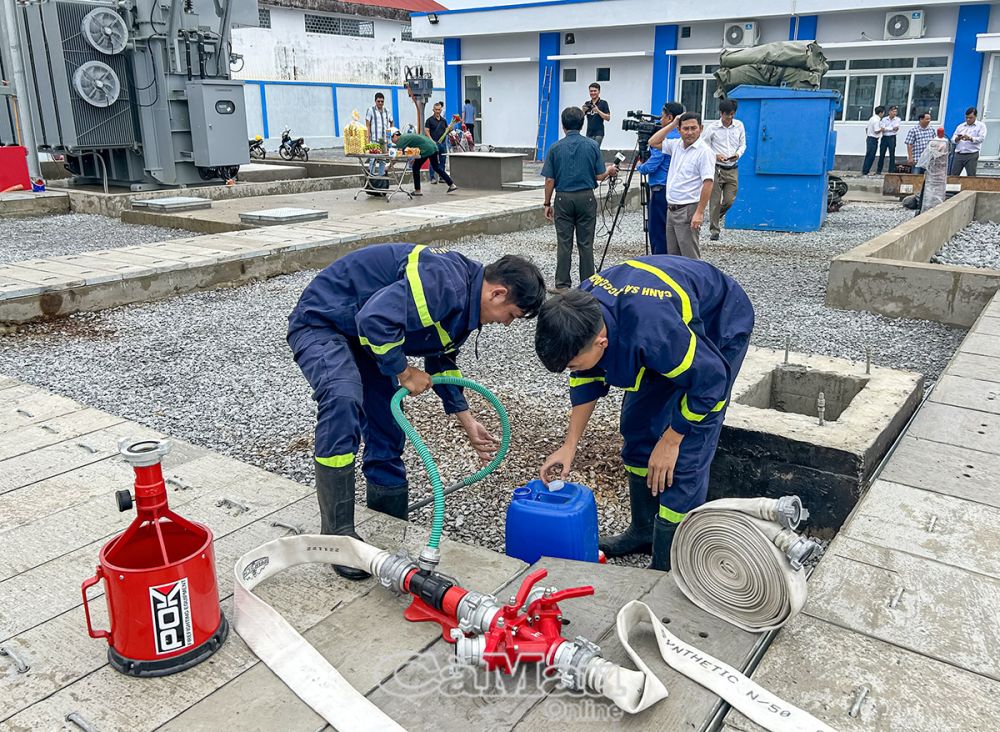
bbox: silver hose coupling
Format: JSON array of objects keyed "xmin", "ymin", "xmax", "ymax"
[
  {"xmin": 775, "ymin": 495, "xmax": 810, "ymax": 531},
  {"xmin": 450, "ymin": 628, "xmax": 486, "ymax": 667},
  {"xmin": 456, "ymin": 591, "xmax": 501, "ymax": 635},
  {"xmin": 118, "ymin": 438, "xmax": 172, "ymax": 467},
  {"xmin": 376, "ymin": 551, "xmax": 417, "ymax": 594},
  {"xmin": 417, "ymin": 545, "xmax": 442, "ymax": 572},
  {"xmin": 774, "ymin": 529, "xmax": 824, "ymax": 570},
  {"xmin": 551, "ymin": 636, "xmax": 603, "ymax": 691}
]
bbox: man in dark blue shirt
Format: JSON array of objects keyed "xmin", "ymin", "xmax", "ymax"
[
  {"xmin": 637, "ymin": 102, "xmax": 685, "ymax": 255},
  {"xmin": 288, "ymin": 244, "xmax": 545, "ymax": 579},
  {"xmin": 542, "ymin": 107, "xmax": 618, "ymax": 289}
]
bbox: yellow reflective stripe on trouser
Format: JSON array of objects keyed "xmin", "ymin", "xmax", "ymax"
[
  {"xmin": 432, "ymin": 369, "xmax": 463, "ymax": 379},
  {"xmin": 359, "ymin": 336, "xmax": 405, "ymax": 355},
  {"xmin": 624, "ymin": 464, "xmax": 648, "ymax": 477},
  {"xmin": 406, "ymin": 245, "xmax": 454, "ymax": 351},
  {"xmin": 315, "ymin": 453, "xmax": 355, "ymax": 468},
  {"xmin": 569, "ymin": 375, "xmax": 606, "ymax": 388},
  {"xmin": 680, "ymin": 394, "xmax": 727, "ymax": 423},
  {"xmin": 623, "ymin": 259, "xmax": 693, "ymax": 323},
  {"xmin": 659, "ymin": 505, "xmax": 686, "ymax": 523},
  {"xmin": 623, "ymin": 367, "xmax": 646, "ymax": 392}
]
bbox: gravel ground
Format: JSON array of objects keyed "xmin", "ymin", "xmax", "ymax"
[
  {"xmin": 932, "ymin": 220, "xmax": 1000, "ymax": 270},
  {"xmin": 0, "ymin": 202, "xmax": 967, "ymax": 564},
  {"xmin": 0, "ymin": 214, "xmax": 186, "ymax": 265}
]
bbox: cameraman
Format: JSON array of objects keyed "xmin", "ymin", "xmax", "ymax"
[
  {"xmin": 582, "ymin": 83, "xmax": 611, "ymax": 148},
  {"xmin": 637, "ymin": 102, "xmax": 685, "ymax": 255}
]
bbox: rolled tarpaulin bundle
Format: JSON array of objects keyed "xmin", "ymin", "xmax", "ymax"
[
  {"xmin": 713, "ymin": 64, "xmax": 822, "ymax": 94},
  {"xmin": 720, "ymin": 40, "xmax": 829, "ymax": 74}
]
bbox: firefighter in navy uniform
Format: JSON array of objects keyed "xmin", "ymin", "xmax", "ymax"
[
  {"xmin": 289, "ymin": 243, "xmax": 546, "ymax": 580},
  {"xmin": 534, "ymin": 256, "xmax": 754, "ymax": 570}
]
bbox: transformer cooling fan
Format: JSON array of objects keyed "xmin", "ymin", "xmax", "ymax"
[
  {"xmin": 81, "ymin": 7, "xmax": 129, "ymax": 55},
  {"xmin": 73, "ymin": 60, "xmax": 121, "ymax": 108},
  {"xmin": 885, "ymin": 14, "xmax": 910, "ymax": 37},
  {"xmin": 725, "ymin": 25, "xmax": 745, "ymax": 46}
]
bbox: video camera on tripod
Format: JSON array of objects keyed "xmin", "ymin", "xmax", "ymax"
[{"xmin": 621, "ymin": 110, "xmax": 662, "ymax": 161}]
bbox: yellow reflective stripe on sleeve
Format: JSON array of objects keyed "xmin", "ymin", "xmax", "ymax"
[
  {"xmin": 624, "ymin": 464, "xmax": 648, "ymax": 477},
  {"xmin": 569, "ymin": 375, "xmax": 606, "ymax": 388},
  {"xmin": 432, "ymin": 369, "xmax": 463, "ymax": 379},
  {"xmin": 664, "ymin": 331, "xmax": 697, "ymax": 379},
  {"xmin": 406, "ymin": 245, "xmax": 454, "ymax": 351},
  {"xmin": 315, "ymin": 453, "xmax": 355, "ymax": 468},
  {"xmin": 680, "ymin": 395, "xmax": 727, "ymax": 422},
  {"xmin": 623, "ymin": 367, "xmax": 646, "ymax": 392},
  {"xmin": 359, "ymin": 336, "xmax": 405, "ymax": 355},
  {"xmin": 623, "ymin": 259, "xmax": 692, "ymax": 323},
  {"xmin": 659, "ymin": 505, "xmax": 687, "ymax": 523}
]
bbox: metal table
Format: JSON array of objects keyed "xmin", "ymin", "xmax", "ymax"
[{"xmin": 350, "ymin": 153, "xmax": 415, "ymax": 203}]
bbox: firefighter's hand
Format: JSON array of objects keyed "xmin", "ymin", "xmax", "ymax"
[
  {"xmin": 544, "ymin": 204, "xmax": 554, "ymax": 221},
  {"xmin": 456, "ymin": 412, "xmax": 499, "ymax": 463},
  {"xmin": 540, "ymin": 442, "xmax": 576, "ymax": 484},
  {"xmin": 398, "ymin": 366, "xmax": 432, "ymax": 395},
  {"xmin": 648, "ymin": 428, "xmax": 683, "ymax": 495}
]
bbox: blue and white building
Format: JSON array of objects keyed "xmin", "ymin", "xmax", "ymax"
[{"xmin": 412, "ymin": 0, "xmax": 1000, "ymax": 165}]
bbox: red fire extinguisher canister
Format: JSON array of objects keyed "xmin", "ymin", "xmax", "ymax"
[{"xmin": 81, "ymin": 439, "xmax": 228, "ymax": 677}]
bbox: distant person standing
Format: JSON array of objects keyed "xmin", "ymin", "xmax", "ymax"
[
  {"xmin": 365, "ymin": 92, "xmax": 394, "ymax": 145},
  {"xmin": 583, "ymin": 83, "xmax": 611, "ymax": 148},
  {"xmin": 462, "ymin": 98, "xmax": 477, "ymax": 142},
  {"xmin": 701, "ymin": 99, "xmax": 746, "ymax": 242},
  {"xmin": 637, "ymin": 102, "xmax": 684, "ymax": 255},
  {"xmin": 905, "ymin": 112, "xmax": 935, "ymax": 174},
  {"xmin": 425, "ymin": 101, "xmax": 451, "ymax": 184},
  {"xmin": 861, "ymin": 105, "xmax": 885, "ymax": 176},
  {"xmin": 877, "ymin": 105, "xmax": 900, "ymax": 174},
  {"xmin": 647, "ymin": 113, "xmax": 715, "ymax": 259},
  {"xmin": 542, "ymin": 107, "xmax": 619, "ymax": 289},
  {"xmin": 951, "ymin": 107, "xmax": 987, "ymax": 176}
]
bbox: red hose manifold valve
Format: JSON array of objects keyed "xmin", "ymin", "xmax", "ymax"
[{"xmin": 81, "ymin": 439, "xmax": 228, "ymax": 676}]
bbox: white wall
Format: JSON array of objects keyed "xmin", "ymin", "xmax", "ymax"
[{"xmin": 233, "ymin": 7, "xmax": 444, "ymax": 84}]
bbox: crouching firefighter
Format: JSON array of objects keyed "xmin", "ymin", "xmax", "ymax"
[
  {"xmin": 535, "ymin": 256, "xmax": 754, "ymax": 570},
  {"xmin": 289, "ymin": 243, "xmax": 546, "ymax": 580}
]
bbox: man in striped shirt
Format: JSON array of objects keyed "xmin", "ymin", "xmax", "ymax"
[{"xmin": 905, "ymin": 112, "xmax": 936, "ymax": 174}]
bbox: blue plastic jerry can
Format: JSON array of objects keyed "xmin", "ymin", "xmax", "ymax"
[{"xmin": 504, "ymin": 479, "xmax": 599, "ymax": 565}]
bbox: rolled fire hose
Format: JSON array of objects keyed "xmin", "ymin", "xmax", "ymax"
[{"xmin": 233, "ymin": 378, "xmax": 834, "ymax": 732}]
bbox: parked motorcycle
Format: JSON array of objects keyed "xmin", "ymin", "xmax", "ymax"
[
  {"xmin": 249, "ymin": 135, "xmax": 266, "ymax": 160},
  {"xmin": 447, "ymin": 114, "xmax": 475, "ymax": 153},
  {"xmin": 279, "ymin": 128, "xmax": 309, "ymax": 161}
]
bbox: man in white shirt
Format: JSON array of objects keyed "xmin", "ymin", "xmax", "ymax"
[
  {"xmin": 876, "ymin": 105, "xmax": 901, "ymax": 174},
  {"xmin": 951, "ymin": 107, "xmax": 988, "ymax": 177},
  {"xmin": 365, "ymin": 92, "xmax": 393, "ymax": 145},
  {"xmin": 701, "ymin": 99, "xmax": 746, "ymax": 241},
  {"xmin": 862, "ymin": 105, "xmax": 885, "ymax": 175},
  {"xmin": 647, "ymin": 112, "xmax": 716, "ymax": 259}
]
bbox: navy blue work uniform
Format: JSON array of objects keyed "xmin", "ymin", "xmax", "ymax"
[
  {"xmin": 637, "ymin": 131, "xmax": 679, "ymax": 256},
  {"xmin": 287, "ymin": 244, "xmax": 481, "ymax": 487},
  {"xmin": 568, "ymin": 256, "xmax": 754, "ymax": 523}
]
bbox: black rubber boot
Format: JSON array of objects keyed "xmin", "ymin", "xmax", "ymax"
[
  {"xmin": 315, "ymin": 462, "xmax": 370, "ymax": 581},
  {"xmin": 648, "ymin": 516, "xmax": 680, "ymax": 572},
  {"xmin": 366, "ymin": 480, "xmax": 409, "ymax": 521},
  {"xmin": 599, "ymin": 472, "xmax": 659, "ymax": 557}
]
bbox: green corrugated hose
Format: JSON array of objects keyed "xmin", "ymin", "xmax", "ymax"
[{"xmin": 390, "ymin": 375, "xmax": 511, "ymax": 550}]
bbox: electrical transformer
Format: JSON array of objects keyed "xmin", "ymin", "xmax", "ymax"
[{"xmin": 1, "ymin": 0, "xmax": 256, "ymax": 189}]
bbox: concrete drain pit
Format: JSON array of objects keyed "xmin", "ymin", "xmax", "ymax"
[
  {"xmin": 711, "ymin": 347, "xmax": 923, "ymax": 535},
  {"xmin": 736, "ymin": 364, "xmax": 869, "ymax": 422}
]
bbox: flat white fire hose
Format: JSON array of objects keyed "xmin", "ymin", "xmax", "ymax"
[{"xmin": 233, "ymin": 498, "xmax": 835, "ymax": 732}]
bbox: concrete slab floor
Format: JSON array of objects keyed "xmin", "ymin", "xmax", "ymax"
[{"xmin": 135, "ymin": 185, "xmax": 524, "ymax": 229}]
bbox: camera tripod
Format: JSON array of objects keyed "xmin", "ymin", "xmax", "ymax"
[{"xmin": 597, "ymin": 140, "xmax": 650, "ymax": 271}]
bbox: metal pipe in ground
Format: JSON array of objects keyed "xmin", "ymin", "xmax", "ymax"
[
  {"xmin": 408, "ymin": 480, "xmax": 464, "ymax": 513},
  {"xmin": 1, "ymin": 0, "xmax": 41, "ymax": 180}
]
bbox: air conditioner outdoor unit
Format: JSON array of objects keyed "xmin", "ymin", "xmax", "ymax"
[
  {"xmin": 723, "ymin": 21, "xmax": 759, "ymax": 49},
  {"xmin": 884, "ymin": 10, "xmax": 926, "ymax": 40}
]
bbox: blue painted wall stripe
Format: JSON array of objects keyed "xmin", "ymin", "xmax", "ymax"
[
  {"xmin": 332, "ymin": 85, "xmax": 340, "ymax": 137},
  {"xmin": 537, "ymin": 32, "xmax": 560, "ymax": 158},
  {"xmin": 391, "ymin": 87, "xmax": 400, "ymax": 130},
  {"xmin": 651, "ymin": 25, "xmax": 678, "ymax": 114},
  {"xmin": 788, "ymin": 17, "xmax": 797, "ymax": 41},
  {"xmin": 444, "ymin": 38, "xmax": 462, "ymax": 117},
  {"xmin": 796, "ymin": 15, "xmax": 818, "ymax": 40},
  {"xmin": 946, "ymin": 5, "xmax": 991, "ymax": 135},
  {"xmin": 259, "ymin": 82, "xmax": 269, "ymax": 139}
]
